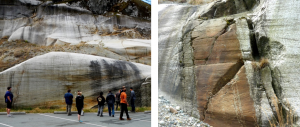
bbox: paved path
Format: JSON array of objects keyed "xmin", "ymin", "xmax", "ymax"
[{"xmin": 0, "ymin": 112, "xmax": 151, "ymax": 127}]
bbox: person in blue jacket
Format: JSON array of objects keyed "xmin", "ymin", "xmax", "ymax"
[
  {"xmin": 64, "ymin": 89, "xmax": 73, "ymax": 116},
  {"xmin": 5, "ymin": 87, "xmax": 13, "ymax": 117}
]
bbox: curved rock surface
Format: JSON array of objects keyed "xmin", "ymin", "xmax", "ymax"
[
  {"xmin": 0, "ymin": 52, "xmax": 151, "ymax": 108},
  {"xmin": 0, "ymin": 0, "xmax": 151, "ymax": 110}
]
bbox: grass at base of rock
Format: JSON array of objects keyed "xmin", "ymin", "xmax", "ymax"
[{"xmin": 0, "ymin": 107, "xmax": 151, "ymax": 113}]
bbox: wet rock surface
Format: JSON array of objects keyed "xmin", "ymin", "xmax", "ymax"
[{"xmin": 158, "ymin": 95, "xmax": 211, "ymax": 127}]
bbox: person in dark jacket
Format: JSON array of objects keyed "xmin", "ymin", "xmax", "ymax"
[
  {"xmin": 106, "ymin": 90, "xmax": 115, "ymax": 117},
  {"xmin": 97, "ymin": 92, "xmax": 105, "ymax": 117},
  {"xmin": 115, "ymin": 89, "xmax": 121, "ymax": 110},
  {"xmin": 76, "ymin": 91, "xmax": 84, "ymax": 123},
  {"xmin": 5, "ymin": 87, "xmax": 13, "ymax": 117},
  {"xmin": 64, "ymin": 89, "xmax": 73, "ymax": 116},
  {"xmin": 130, "ymin": 87, "xmax": 136, "ymax": 112}
]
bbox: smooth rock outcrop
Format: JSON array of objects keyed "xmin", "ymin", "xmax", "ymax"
[
  {"xmin": 159, "ymin": 0, "xmax": 300, "ymax": 126},
  {"xmin": 0, "ymin": 52, "xmax": 151, "ymax": 108},
  {"xmin": 0, "ymin": 0, "xmax": 151, "ymax": 45}
]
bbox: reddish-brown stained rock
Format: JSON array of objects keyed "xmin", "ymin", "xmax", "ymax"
[
  {"xmin": 204, "ymin": 66, "xmax": 257, "ymax": 127},
  {"xmin": 194, "ymin": 60, "xmax": 206, "ymax": 65},
  {"xmin": 194, "ymin": 23, "xmax": 246, "ymax": 123},
  {"xmin": 191, "ymin": 19, "xmax": 227, "ymax": 39},
  {"xmin": 207, "ymin": 24, "xmax": 242, "ymax": 64},
  {"xmin": 196, "ymin": 62, "xmax": 243, "ymax": 120},
  {"xmin": 193, "ymin": 37, "xmax": 215, "ymax": 61}
]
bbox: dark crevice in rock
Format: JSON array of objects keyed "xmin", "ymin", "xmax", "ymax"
[
  {"xmin": 257, "ymin": 36, "xmax": 270, "ymax": 57},
  {"xmin": 203, "ymin": 60, "xmax": 244, "ymax": 120},
  {"xmin": 199, "ymin": 0, "xmax": 258, "ymax": 20},
  {"xmin": 212, "ymin": 60, "xmax": 244, "ymax": 95},
  {"xmin": 247, "ymin": 19, "xmax": 260, "ymax": 61},
  {"xmin": 242, "ymin": 0, "xmax": 258, "ymax": 11}
]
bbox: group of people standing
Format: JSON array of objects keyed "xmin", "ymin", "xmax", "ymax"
[
  {"xmin": 3, "ymin": 86, "xmax": 136, "ymax": 123},
  {"xmin": 64, "ymin": 86, "xmax": 136, "ymax": 122}
]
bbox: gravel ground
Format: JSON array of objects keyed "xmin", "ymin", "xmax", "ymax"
[{"xmin": 158, "ymin": 95, "xmax": 211, "ymax": 127}]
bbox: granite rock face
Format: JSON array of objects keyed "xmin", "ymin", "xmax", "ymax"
[
  {"xmin": 0, "ymin": 0, "xmax": 151, "ymax": 45},
  {"xmin": 159, "ymin": 0, "xmax": 300, "ymax": 126},
  {"xmin": 0, "ymin": 0, "xmax": 151, "ymax": 109},
  {"xmin": 0, "ymin": 0, "xmax": 151, "ymax": 65},
  {"xmin": 0, "ymin": 52, "xmax": 151, "ymax": 108}
]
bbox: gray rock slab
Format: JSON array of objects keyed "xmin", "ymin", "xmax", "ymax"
[{"xmin": 0, "ymin": 52, "xmax": 151, "ymax": 108}]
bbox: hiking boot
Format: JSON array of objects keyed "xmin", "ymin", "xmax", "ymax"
[
  {"xmin": 127, "ymin": 118, "xmax": 131, "ymax": 120},
  {"xmin": 119, "ymin": 118, "xmax": 124, "ymax": 120}
]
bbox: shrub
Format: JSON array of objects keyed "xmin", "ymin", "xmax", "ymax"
[
  {"xmin": 14, "ymin": 49, "xmax": 24, "ymax": 57},
  {"xmin": 260, "ymin": 57, "xmax": 269, "ymax": 69}
]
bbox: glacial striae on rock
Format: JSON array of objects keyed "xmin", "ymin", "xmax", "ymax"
[
  {"xmin": 0, "ymin": 0, "xmax": 151, "ymax": 109},
  {"xmin": 159, "ymin": 0, "xmax": 300, "ymax": 126},
  {"xmin": 0, "ymin": 52, "xmax": 151, "ymax": 108}
]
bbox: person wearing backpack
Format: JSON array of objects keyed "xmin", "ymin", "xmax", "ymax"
[
  {"xmin": 106, "ymin": 90, "xmax": 115, "ymax": 117},
  {"xmin": 5, "ymin": 87, "xmax": 13, "ymax": 117},
  {"xmin": 115, "ymin": 89, "xmax": 121, "ymax": 111},
  {"xmin": 97, "ymin": 92, "xmax": 105, "ymax": 117},
  {"xmin": 76, "ymin": 91, "xmax": 84, "ymax": 123}
]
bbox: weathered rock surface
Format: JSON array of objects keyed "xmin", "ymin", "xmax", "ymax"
[
  {"xmin": 159, "ymin": 0, "xmax": 300, "ymax": 126},
  {"xmin": 140, "ymin": 77, "xmax": 151, "ymax": 107},
  {"xmin": 158, "ymin": 4, "xmax": 204, "ymax": 118},
  {"xmin": 0, "ymin": 0, "xmax": 151, "ymax": 45},
  {"xmin": 0, "ymin": 0, "xmax": 151, "ymax": 110},
  {"xmin": 0, "ymin": 52, "xmax": 151, "ymax": 108},
  {"xmin": 204, "ymin": 66, "xmax": 257, "ymax": 127}
]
